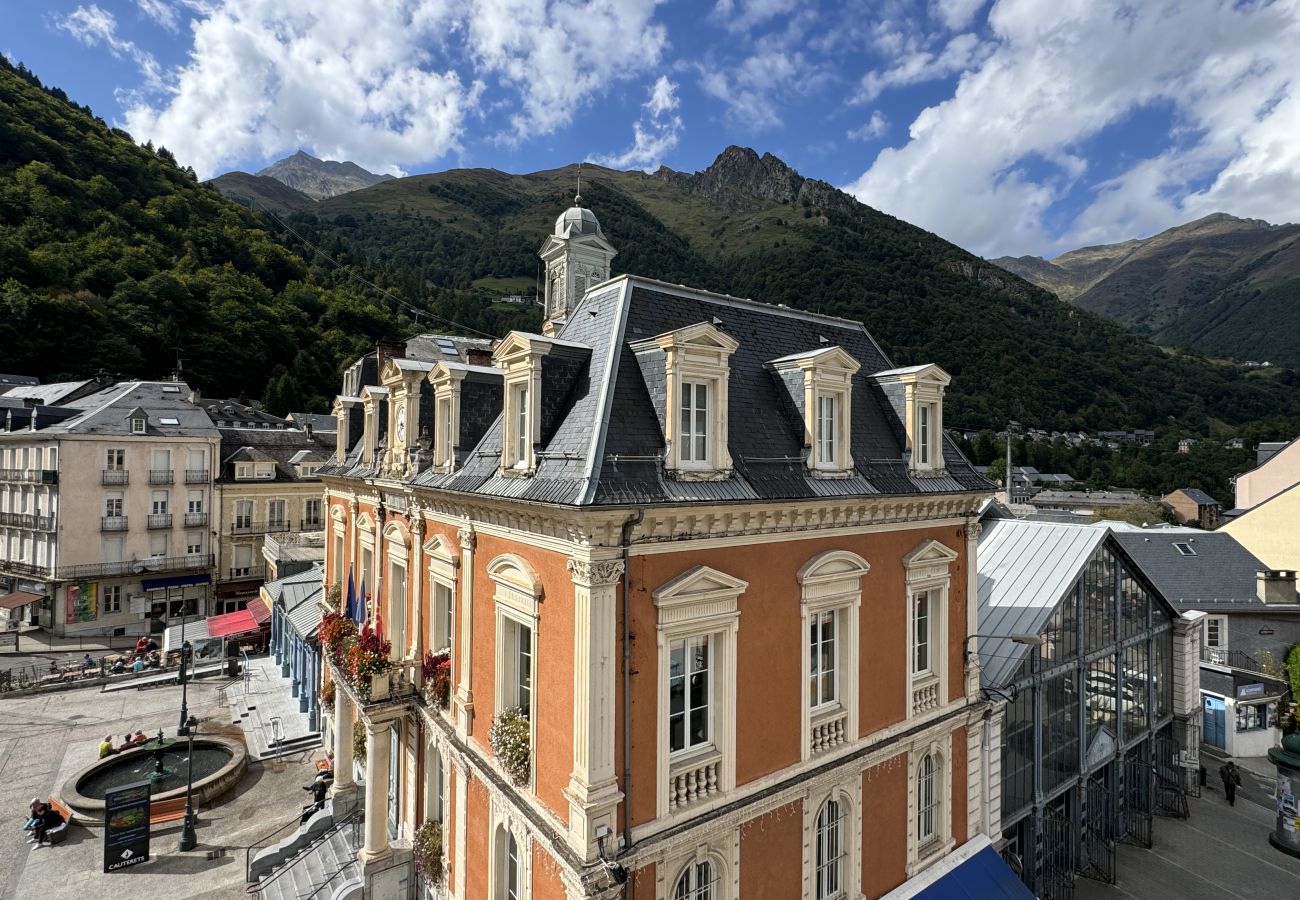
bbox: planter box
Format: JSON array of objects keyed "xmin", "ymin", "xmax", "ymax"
[{"xmin": 368, "ymin": 670, "xmax": 391, "ymax": 702}]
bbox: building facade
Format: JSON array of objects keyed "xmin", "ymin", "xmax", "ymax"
[
  {"xmin": 1234, "ymin": 437, "xmax": 1300, "ymax": 510},
  {"xmin": 1161, "ymin": 488, "xmax": 1221, "ymax": 529},
  {"xmin": 0, "ymin": 381, "xmax": 219, "ymax": 638},
  {"xmin": 310, "ymin": 202, "xmax": 1013, "ymax": 899}
]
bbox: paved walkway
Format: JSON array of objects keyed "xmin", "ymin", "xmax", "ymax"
[
  {"xmin": 0, "ymin": 677, "xmax": 326, "ymax": 900},
  {"xmin": 1075, "ymin": 764, "xmax": 1300, "ymax": 900}
]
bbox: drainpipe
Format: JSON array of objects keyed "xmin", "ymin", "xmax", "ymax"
[{"xmin": 620, "ymin": 508, "xmax": 644, "ymax": 882}]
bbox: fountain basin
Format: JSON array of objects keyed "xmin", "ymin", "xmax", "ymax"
[{"xmin": 60, "ymin": 735, "xmax": 247, "ymax": 824}]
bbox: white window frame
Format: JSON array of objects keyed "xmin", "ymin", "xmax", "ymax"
[
  {"xmin": 151, "ymin": 490, "xmax": 169, "ymax": 515},
  {"xmin": 303, "ymin": 498, "xmax": 321, "ymax": 528},
  {"xmin": 267, "ymin": 498, "xmax": 287, "ymax": 528},
  {"xmin": 769, "ymin": 345, "xmax": 860, "ymax": 476},
  {"xmin": 384, "ymin": 522, "xmax": 409, "ymax": 661},
  {"xmin": 494, "ymin": 334, "xmax": 555, "ymax": 476},
  {"xmin": 185, "ymin": 534, "xmax": 203, "ymax": 555},
  {"xmin": 105, "ymin": 493, "xmax": 124, "ymax": 518},
  {"xmin": 871, "ymin": 364, "xmax": 950, "ymax": 474},
  {"xmin": 904, "ymin": 540, "xmax": 958, "ymax": 720},
  {"xmin": 798, "ymin": 551, "xmax": 867, "ymax": 759},
  {"xmin": 131, "ymin": 417, "xmax": 146, "ymax": 435},
  {"xmin": 255, "ymin": 462, "xmax": 275, "ymax": 479},
  {"xmin": 678, "ymin": 380, "xmax": 712, "ymax": 465},
  {"xmin": 150, "ymin": 533, "xmax": 168, "ymax": 558},
  {"xmin": 669, "ymin": 634, "xmax": 713, "ymax": 756},
  {"xmin": 488, "ymin": 554, "xmax": 542, "ymax": 785},
  {"xmin": 906, "ymin": 739, "xmax": 954, "ymax": 875},
  {"xmin": 656, "ymin": 839, "xmax": 738, "ymax": 900},
  {"xmin": 489, "ymin": 812, "xmax": 531, "ymax": 900},
  {"xmin": 103, "ymin": 584, "xmax": 123, "ymax": 614},
  {"xmin": 105, "ymin": 448, "xmax": 126, "ymax": 470},
  {"xmin": 234, "ymin": 499, "xmax": 253, "ymax": 529},
  {"xmin": 653, "ymin": 565, "xmax": 745, "ymax": 818},
  {"xmin": 235, "ymin": 463, "xmax": 253, "ymax": 480},
  {"xmin": 424, "ymin": 533, "xmax": 458, "ymax": 657}
]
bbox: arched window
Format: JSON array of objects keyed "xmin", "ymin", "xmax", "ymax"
[
  {"xmin": 673, "ymin": 859, "xmax": 713, "ymax": 900},
  {"xmin": 815, "ymin": 798, "xmax": 843, "ymax": 899},
  {"xmin": 504, "ymin": 830, "xmax": 521, "ymax": 900},
  {"xmin": 917, "ymin": 752, "xmax": 939, "ymax": 845}
]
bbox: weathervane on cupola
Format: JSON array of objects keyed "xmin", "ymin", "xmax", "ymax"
[{"xmin": 538, "ymin": 161, "xmax": 617, "ymax": 336}]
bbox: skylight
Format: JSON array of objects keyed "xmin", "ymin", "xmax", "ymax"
[
  {"xmin": 162, "ymin": 386, "xmax": 181, "ymax": 393},
  {"xmin": 1173, "ymin": 542, "xmax": 1196, "ymax": 557},
  {"xmin": 159, "ymin": 417, "xmax": 180, "ymax": 425}
]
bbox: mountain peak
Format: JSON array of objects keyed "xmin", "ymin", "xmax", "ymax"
[
  {"xmin": 256, "ymin": 151, "xmax": 393, "ymax": 200},
  {"xmin": 655, "ymin": 145, "xmax": 854, "ymax": 215}
]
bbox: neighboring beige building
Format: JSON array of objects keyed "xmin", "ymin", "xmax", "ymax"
[
  {"xmin": 1234, "ymin": 436, "xmax": 1300, "ymax": 509},
  {"xmin": 1221, "ymin": 482, "xmax": 1300, "ymax": 573},
  {"xmin": 0, "ymin": 381, "xmax": 219, "ymax": 638},
  {"xmin": 1162, "ymin": 487, "xmax": 1222, "ymax": 529},
  {"xmin": 206, "ymin": 399, "xmax": 332, "ymax": 616}
]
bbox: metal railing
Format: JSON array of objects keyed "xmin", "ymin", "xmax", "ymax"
[
  {"xmin": 227, "ymin": 565, "xmax": 267, "ymax": 581},
  {"xmin": 0, "ymin": 560, "xmax": 50, "ymax": 577},
  {"xmin": 230, "ymin": 520, "xmax": 291, "ymax": 536},
  {"xmin": 184, "ymin": 469, "xmax": 209, "ymax": 483},
  {"xmin": 1200, "ymin": 645, "xmax": 1271, "ymax": 676},
  {"xmin": 0, "ymin": 468, "xmax": 58, "ymax": 484},
  {"xmin": 102, "ymin": 469, "xmax": 129, "ymax": 485},
  {"xmin": 147, "ymin": 513, "xmax": 173, "ymax": 529},
  {"xmin": 243, "ymin": 814, "xmax": 306, "ymax": 883},
  {"xmin": 101, "ymin": 515, "xmax": 129, "ymax": 532},
  {"xmin": 0, "ymin": 512, "xmax": 55, "ymax": 530},
  {"xmin": 183, "ymin": 511, "xmax": 208, "ymax": 527},
  {"xmin": 148, "ymin": 469, "xmax": 174, "ymax": 484},
  {"xmin": 56, "ymin": 553, "xmax": 213, "ymax": 580},
  {"xmin": 250, "ymin": 809, "xmax": 362, "ymax": 895}
]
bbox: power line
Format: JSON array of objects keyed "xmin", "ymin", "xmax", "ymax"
[{"xmin": 242, "ymin": 196, "xmax": 498, "ymax": 341}]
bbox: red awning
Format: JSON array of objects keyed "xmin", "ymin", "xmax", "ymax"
[
  {"xmin": 206, "ymin": 609, "xmax": 260, "ymax": 638},
  {"xmin": 246, "ymin": 597, "xmax": 270, "ymax": 625},
  {"xmin": 0, "ymin": 590, "xmax": 43, "ymax": 611}
]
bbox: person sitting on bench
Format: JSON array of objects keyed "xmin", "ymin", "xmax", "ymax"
[
  {"xmin": 23, "ymin": 799, "xmax": 43, "ymax": 831},
  {"xmin": 30, "ymin": 804, "xmax": 62, "ymax": 845},
  {"xmin": 98, "ymin": 735, "xmax": 116, "ymax": 759}
]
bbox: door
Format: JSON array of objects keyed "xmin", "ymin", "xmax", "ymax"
[{"xmin": 1202, "ymin": 696, "xmax": 1226, "ymax": 749}]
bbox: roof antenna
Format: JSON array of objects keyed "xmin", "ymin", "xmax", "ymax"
[{"xmin": 575, "ymin": 162, "xmax": 582, "ymax": 206}]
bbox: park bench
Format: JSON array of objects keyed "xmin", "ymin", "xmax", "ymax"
[
  {"xmin": 149, "ymin": 796, "xmax": 191, "ymax": 826},
  {"xmin": 44, "ymin": 797, "xmax": 75, "ymax": 845}
]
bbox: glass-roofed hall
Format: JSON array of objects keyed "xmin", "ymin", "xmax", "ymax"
[{"xmin": 976, "ymin": 515, "xmax": 1202, "ymax": 899}]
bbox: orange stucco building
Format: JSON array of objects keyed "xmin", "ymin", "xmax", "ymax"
[{"xmin": 313, "ymin": 201, "xmax": 1003, "ymax": 899}]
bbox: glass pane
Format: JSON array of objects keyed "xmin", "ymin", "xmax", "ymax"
[{"xmin": 690, "ymin": 706, "xmax": 709, "ymax": 745}]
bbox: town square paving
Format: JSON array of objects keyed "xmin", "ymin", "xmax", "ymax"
[{"xmin": 0, "ymin": 672, "xmax": 324, "ymax": 900}]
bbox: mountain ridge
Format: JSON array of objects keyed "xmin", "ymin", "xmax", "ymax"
[{"xmin": 255, "ymin": 150, "xmax": 394, "ymax": 200}]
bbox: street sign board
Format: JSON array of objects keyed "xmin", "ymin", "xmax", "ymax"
[
  {"xmin": 103, "ymin": 781, "xmax": 151, "ymax": 872},
  {"xmin": 1238, "ymin": 683, "xmax": 1267, "ymax": 700}
]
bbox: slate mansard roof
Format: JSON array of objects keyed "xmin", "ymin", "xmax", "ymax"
[
  {"xmin": 326, "ymin": 275, "xmax": 996, "ymax": 507},
  {"xmin": 1111, "ymin": 529, "xmax": 1293, "ymax": 612}
]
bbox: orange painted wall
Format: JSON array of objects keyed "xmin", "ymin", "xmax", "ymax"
[
  {"xmin": 624, "ymin": 524, "xmax": 968, "ymax": 827},
  {"xmin": 950, "ymin": 726, "xmax": 968, "ymax": 846},
  {"xmin": 466, "ymin": 776, "xmax": 491, "ymax": 900},
  {"xmin": 862, "ymin": 753, "xmax": 908, "ymax": 899},
  {"xmin": 629, "ymin": 863, "xmax": 656, "ymax": 899},
  {"xmin": 531, "ymin": 842, "xmax": 570, "ymax": 900},
  {"xmin": 739, "ymin": 800, "xmax": 804, "ymax": 899}
]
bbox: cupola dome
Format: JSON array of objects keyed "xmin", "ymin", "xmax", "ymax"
[{"xmin": 554, "ymin": 204, "xmax": 604, "ymax": 239}]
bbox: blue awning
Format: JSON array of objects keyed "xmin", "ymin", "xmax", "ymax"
[
  {"xmin": 141, "ymin": 573, "xmax": 212, "ymax": 591},
  {"xmin": 883, "ymin": 835, "xmax": 1033, "ymax": 900}
]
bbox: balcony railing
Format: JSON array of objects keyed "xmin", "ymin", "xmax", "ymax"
[
  {"xmin": 810, "ymin": 707, "xmax": 848, "ymax": 755},
  {"xmin": 668, "ymin": 748, "xmax": 722, "ymax": 813},
  {"xmin": 0, "ymin": 560, "xmax": 51, "ymax": 578},
  {"xmin": 227, "ymin": 564, "xmax": 267, "ymax": 581},
  {"xmin": 0, "ymin": 469, "xmax": 58, "ymax": 484},
  {"xmin": 147, "ymin": 513, "xmax": 173, "ymax": 529},
  {"xmin": 100, "ymin": 515, "xmax": 129, "ymax": 532},
  {"xmin": 911, "ymin": 677, "xmax": 940, "ymax": 716},
  {"xmin": 56, "ymin": 553, "xmax": 213, "ymax": 580},
  {"xmin": 184, "ymin": 469, "xmax": 209, "ymax": 484},
  {"xmin": 148, "ymin": 469, "xmax": 174, "ymax": 484},
  {"xmin": 1200, "ymin": 645, "xmax": 1270, "ymax": 676},
  {"xmin": 102, "ymin": 469, "xmax": 129, "ymax": 485},
  {"xmin": 183, "ymin": 511, "xmax": 208, "ymax": 527},
  {"xmin": 230, "ymin": 519, "xmax": 291, "ymax": 536},
  {"xmin": 0, "ymin": 512, "xmax": 55, "ymax": 531}
]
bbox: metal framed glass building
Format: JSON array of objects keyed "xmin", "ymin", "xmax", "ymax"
[{"xmin": 977, "ymin": 517, "xmax": 1189, "ymax": 900}]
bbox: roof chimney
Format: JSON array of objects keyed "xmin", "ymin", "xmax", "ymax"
[
  {"xmin": 1257, "ymin": 570, "xmax": 1298, "ymax": 604},
  {"xmin": 304, "ymin": 421, "xmax": 313, "ymax": 438}
]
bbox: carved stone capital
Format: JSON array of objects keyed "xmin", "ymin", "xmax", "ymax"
[
  {"xmin": 457, "ymin": 526, "xmax": 476, "ymax": 551},
  {"xmin": 566, "ymin": 558, "xmax": 625, "ymax": 586},
  {"xmin": 965, "ymin": 522, "xmax": 983, "ymax": 541},
  {"xmin": 347, "ymin": 499, "xmax": 359, "ymax": 516},
  {"xmin": 410, "ymin": 507, "xmax": 425, "ymax": 536}
]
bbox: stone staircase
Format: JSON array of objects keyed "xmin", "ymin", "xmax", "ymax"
[
  {"xmin": 253, "ymin": 812, "xmax": 363, "ymax": 900},
  {"xmin": 225, "ymin": 658, "xmax": 321, "ymax": 760}
]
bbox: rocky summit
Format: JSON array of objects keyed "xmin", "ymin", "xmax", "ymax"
[{"xmin": 255, "ymin": 150, "xmax": 393, "ymax": 200}]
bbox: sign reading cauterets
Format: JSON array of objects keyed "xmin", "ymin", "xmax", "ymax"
[{"xmin": 103, "ymin": 781, "xmax": 151, "ymax": 872}]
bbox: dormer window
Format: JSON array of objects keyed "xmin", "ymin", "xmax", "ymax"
[
  {"xmin": 493, "ymin": 332, "xmax": 590, "ymax": 476},
  {"xmin": 235, "ymin": 463, "xmax": 252, "ymax": 479},
  {"xmin": 512, "ymin": 384, "xmax": 529, "ymax": 468},
  {"xmin": 632, "ymin": 322, "xmax": 739, "ymax": 481},
  {"xmin": 430, "ymin": 361, "xmax": 504, "ymax": 473},
  {"xmin": 768, "ymin": 346, "xmax": 860, "ymax": 476},
  {"xmin": 871, "ymin": 364, "xmax": 951, "ymax": 475},
  {"xmin": 131, "ymin": 416, "xmax": 146, "ymax": 435}
]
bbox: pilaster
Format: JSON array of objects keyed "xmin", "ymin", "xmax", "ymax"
[
  {"xmin": 455, "ymin": 526, "xmax": 476, "ymax": 737},
  {"xmin": 410, "ymin": 511, "xmax": 425, "ymax": 671},
  {"xmin": 964, "ymin": 520, "xmax": 982, "ymax": 698},
  {"xmin": 563, "ymin": 556, "xmax": 625, "ymax": 861}
]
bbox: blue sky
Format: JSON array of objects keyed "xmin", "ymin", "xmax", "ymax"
[{"xmin": 6, "ymin": 0, "xmax": 1299, "ymax": 258}]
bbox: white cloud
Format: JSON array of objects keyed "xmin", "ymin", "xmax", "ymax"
[
  {"xmin": 102, "ymin": 0, "xmax": 668, "ymax": 179},
  {"xmin": 854, "ymin": 31, "xmax": 985, "ymax": 103},
  {"xmin": 57, "ymin": 5, "xmax": 163, "ymax": 89},
  {"xmin": 847, "ymin": 110, "xmax": 888, "ymax": 141},
  {"xmin": 590, "ymin": 75, "xmax": 682, "ymax": 171},
  {"xmin": 931, "ymin": 0, "xmax": 984, "ymax": 31},
  {"xmin": 136, "ymin": 0, "xmax": 180, "ymax": 31},
  {"xmin": 711, "ymin": 0, "xmax": 800, "ymax": 33},
  {"xmin": 845, "ymin": 0, "xmax": 1300, "ymax": 257}
]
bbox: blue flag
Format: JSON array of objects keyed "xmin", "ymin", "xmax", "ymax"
[
  {"xmin": 344, "ymin": 565, "xmax": 356, "ymax": 619},
  {"xmin": 355, "ymin": 575, "xmax": 367, "ymax": 626}
]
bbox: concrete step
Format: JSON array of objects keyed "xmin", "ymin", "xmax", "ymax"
[{"xmin": 259, "ymin": 731, "xmax": 322, "ymax": 761}]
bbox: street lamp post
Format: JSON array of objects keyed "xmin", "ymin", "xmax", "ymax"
[
  {"xmin": 963, "ymin": 632, "xmax": 1046, "ymax": 669},
  {"xmin": 178, "ymin": 714, "xmax": 199, "ymax": 851},
  {"xmin": 177, "ymin": 638, "xmax": 192, "ymax": 735}
]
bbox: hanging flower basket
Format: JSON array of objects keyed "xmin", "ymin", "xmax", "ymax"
[
  {"xmin": 344, "ymin": 624, "xmax": 393, "ymax": 701},
  {"xmin": 422, "ymin": 651, "xmax": 451, "ymax": 710},
  {"xmin": 489, "ymin": 707, "xmax": 531, "ymax": 785},
  {"xmin": 412, "ymin": 820, "xmax": 445, "ymax": 885}
]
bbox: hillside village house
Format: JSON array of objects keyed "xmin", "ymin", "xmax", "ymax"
[
  {"xmin": 0, "ymin": 381, "xmax": 219, "ymax": 638},
  {"xmin": 1161, "ymin": 488, "xmax": 1221, "ymax": 530},
  {"xmin": 308, "ymin": 200, "xmax": 1025, "ymax": 900}
]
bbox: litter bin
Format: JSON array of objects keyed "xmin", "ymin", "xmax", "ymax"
[{"xmin": 226, "ymin": 657, "xmax": 241, "ymax": 678}]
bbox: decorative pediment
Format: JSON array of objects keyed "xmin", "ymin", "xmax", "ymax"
[
  {"xmin": 633, "ymin": 321, "xmax": 740, "ymax": 357},
  {"xmin": 797, "ymin": 550, "xmax": 870, "ymax": 585},
  {"xmin": 768, "ymin": 345, "xmax": 862, "ymax": 376},
  {"xmin": 653, "ymin": 565, "xmax": 747, "ymax": 629},
  {"xmin": 903, "ymin": 539, "xmax": 959, "ymax": 584},
  {"xmin": 356, "ymin": 512, "xmax": 374, "ymax": 534},
  {"xmin": 423, "ymin": 532, "xmax": 458, "ymax": 580},
  {"xmin": 487, "ymin": 553, "xmax": 543, "ymax": 598}
]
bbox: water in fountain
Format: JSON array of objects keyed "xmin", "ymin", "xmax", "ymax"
[{"xmin": 78, "ymin": 742, "xmax": 233, "ymax": 799}]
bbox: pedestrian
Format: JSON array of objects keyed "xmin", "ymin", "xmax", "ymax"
[
  {"xmin": 1220, "ymin": 760, "xmax": 1243, "ymax": 806},
  {"xmin": 98, "ymin": 735, "xmax": 115, "ymax": 758}
]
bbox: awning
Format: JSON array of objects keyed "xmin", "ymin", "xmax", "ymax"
[
  {"xmin": 246, "ymin": 597, "xmax": 270, "ymax": 625},
  {"xmin": 0, "ymin": 590, "xmax": 44, "ymax": 611},
  {"xmin": 206, "ymin": 609, "xmax": 261, "ymax": 638},
  {"xmin": 882, "ymin": 835, "xmax": 1033, "ymax": 899},
  {"xmin": 141, "ymin": 573, "xmax": 212, "ymax": 591},
  {"xmin": 287, "ymin": 592, "xmax": 324, "ymax": 639},
  {"xmin": 162, "ymin": 618, "xmax": 211, "ymax": 652}
]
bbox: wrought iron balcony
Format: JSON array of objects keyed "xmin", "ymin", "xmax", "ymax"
[
  {"xmin": 230, "ymin": 519, "xmax": 291, "ymax": 536},
  {"xmin": 1200, "ymin": 645, "xmax": 1270, "ymax": 676},
  {"xmin": 0, "ymin": 560, "xmax": 51, "ymax": 578},
  {"xmin": 147, "ymin": 513, "xmax": 174, "ymax": 529},
  {"xmin": 56, "ymin": 553, "xmax": 213, "ymax": 580},
  {"xmin": 184, "ymin": 469, "xmax": 209, "ymax": 484},
  {"xmin": 183, "ymin": 511, "xmax": 208, "ymax": 527},
  {"xmin": 148, "ymin": 469, "xmax": 174, "ymax": 484},
  {"xmin": 100, "ymin": 515, "xmax": 129, "ymax": 532},
  {"xmin": 102, "ymin": 469, "xmax": 129, "ymax": 485},
  {"xmin": 0, "ymin": 469, "xmax": 58, "ymax": 484},
  {"xmin": 0, "ymin": 512, "xmax": 55, "ymax": 531},
  {"xmin": 227, "ymin": 564, "xmax": 266, "ymax": 581}
]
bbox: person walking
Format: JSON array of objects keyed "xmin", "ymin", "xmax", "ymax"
[{"xmin": 1219, "ymin": 760, "xmax": 1243, "ymax": 806}]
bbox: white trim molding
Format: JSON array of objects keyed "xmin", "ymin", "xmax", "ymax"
[
  {"xmin": 798, "ymin": 550, "xmax": 868, "ymax": 761},
  {"xmin": 903, "ymin": 540, "xmax": 958, "ymax": 721},
  {"xmin": 906, "ymin": 736, "xmax": 955, "ymax": 877}
]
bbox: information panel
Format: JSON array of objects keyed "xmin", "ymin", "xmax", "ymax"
[{"xmin": 103, "ymin": 781, "xmax": 151, "ymax": 872}]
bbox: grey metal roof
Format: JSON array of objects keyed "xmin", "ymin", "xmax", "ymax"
[
  {"xmin": 266, "ymin": 565, "xmax": 324, "ymax": 638},
  {"xmin": 1, "ymin": 380, "xmax": 93, "ymax": 405},
  {"xmin": 977, "ymin": 518, "xmax": 1108, "ymax": 687},
  {"xmin": 286, "ymin": 412, "xmax": 337, "ymax": 433},
  {"xmin": 1112, "ymin": 530, "xmax": 1294, "ymax": 611},
  {"xmin": 218, "ymin": 427, "xmax": 334, "ymax": 482},
  {"xmin": 46, "ymin": 382, "xmax": 219, "ymax": 437}
]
